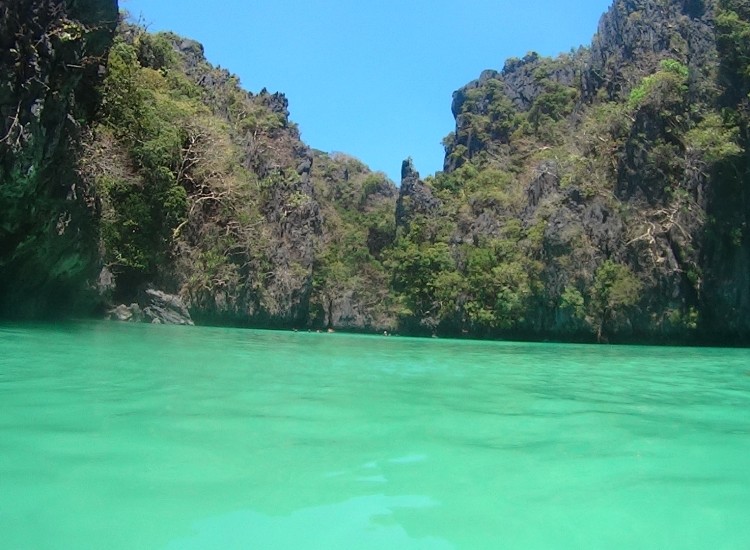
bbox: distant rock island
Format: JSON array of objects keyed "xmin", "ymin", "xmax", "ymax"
[{"xmin": 1, "ymin": 0, "xmax": 749, "ymax": 345}]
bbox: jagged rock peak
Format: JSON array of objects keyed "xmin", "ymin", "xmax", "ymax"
[
  {"xmin": 396, "ymin": 158, "xmax": 441, "ymax": 228},
  {"xmin": 401, "ymin": 157, "xmax": 420, "ymax": 183},
  {"xmin": 256, "ymin": 88, "xmax": 290, "ymax": 118}
]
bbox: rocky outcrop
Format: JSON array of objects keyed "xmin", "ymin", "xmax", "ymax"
[
  {"xmin": 136, "ymin": 34, "xmax": 328, "ymax": 328},
  {"xmin": 142, "ymin": 289, "xmax": 193, "ymax": 325},
  {"xmin": 107, "ymin": 288, "xmax": 194, "ymax": 325},
  {"xmin": 107, "ymin": 303, "xmax": 143, "ymax": 322},
  {"xmin": 257, "ymin": 146, "xmax": 323, "ymax": 325},
  {"xmin": 396, "ymin": 159, "xmax": 441, "ymax": 228},
  {"xmin": 451, "ymin": 53, "xmax": 580, "ymax": 118},
  {"xmin": 445, "ymin": 51, "xmax": 587, "ymax": 172},
  {"xmin": 0, "ymin": 0, "xmax": 118, "ymax": 318},
  {"xmin": 320, "ymin": 289, "xmax": 396, "ymax": 333},
  {"xmin": 4, "ymin": 0, "xmax": 746, "ymax": 346},
  {"xmin": 398, "ymin": 0, "xmax": 750, "ymax": 343},
  {"xmin": 585, "ymin": 0, "xmax": 716, "ymax": 101}
]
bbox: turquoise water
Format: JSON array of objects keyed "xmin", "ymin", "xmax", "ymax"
[{"xmin": 1, "ymin": 322, "xmax": 750, "ymax": 549}]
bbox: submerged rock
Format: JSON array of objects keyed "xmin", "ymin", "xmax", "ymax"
[
  {"xmin": 107, "ymin": 289, "xmax": 193, "ymax": 326},
  {"xmin": 142, "ymin": 289, "xmax": 194, "ymax": 326},
  {"xmin": 107, "ymin": 304, "xmax": 139, "ymax": 322}
]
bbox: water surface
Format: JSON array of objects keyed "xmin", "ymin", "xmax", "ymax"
[{"xmin": 1, "ymin": 322, "xmax": 749, "ymax": 548}]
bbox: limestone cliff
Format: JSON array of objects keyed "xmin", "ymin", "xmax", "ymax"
[
  {"xmin": 81, "ymin": 26, "xmax": 398, "ymax": 329},
  {"xmin": 403, "ymin": 0, "xmax": 750, "ymax": 343},
  {"xmin": 0, "ymin": 0, "xmax": 117, "ymax": 317},
  {"xmin": 3, "ymin": 0, "xmax": 749, "ymax": 345}
]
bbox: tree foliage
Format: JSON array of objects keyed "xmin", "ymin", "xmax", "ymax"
[
  {"xmin": 96, "ymin": 33, "xmax": 195, "ymax": 282},
  {"xmin": 70, "ymin": 7, "xmax": 750, "ymax": 343}
]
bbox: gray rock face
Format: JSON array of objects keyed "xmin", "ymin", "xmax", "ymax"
[
  {"xmin": 259, "ymin": 176, "xmax": 322, "ymax": 325},
  {"xmin": 101, "ymin": 32, "xmax": 328, "ymax": 330},
  {"xmin": 323, "ymin": 290, "xmax": 382, "ymax": 332},
  {"xmin": 107, "ymin": 304, "xmax": 141, "ymax": 323},
  {"xmin": 396, "ymin": 159, "xmax": 442, "ymax": 229},
  {"xmin": 108, "ymin": 289, "xmax": 193, "ymax": 326},
  {"xmin": 142, "ymin": 289, "xmax": 194, "ymax": 325},
  {"xmin": 586, "ymin": 0, "xmax": 716, "ymax": 101},
  {"xmin": 445, "ymin": 50, "xmax": 587, "ymax": 172}
]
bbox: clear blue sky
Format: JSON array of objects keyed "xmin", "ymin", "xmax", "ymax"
[{"xmin": 120, "ymin": 0, "xmax": 613, "ymax": 182}]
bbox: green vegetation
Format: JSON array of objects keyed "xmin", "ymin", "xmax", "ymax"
[
  {"xmin": 4, "ymin": 1, "xmax": 750, "ymax": 343},
  {"xmin": 96, "ymin": 34, "xmax": 197, "ymax": 282},
  {"xmin": 80, "ymin": 2, "xmax": 748, "ymax": 342},
  {"xmin": 590, "ymin": 261, "xmax": 642, "ymax": 341},
  {"xmin": 392, "ymin": 1, "xmax": 750, "ymax": 342},
  {"xmin": 309, "ymin": 153, "xmax": 398, "ymax": 330},
  {"xmin": 628, "ymin": 59, "xmax": 689, "ymax": 110},
  {"xmin": 82, "ymin": 20, "xmax": 403, "ymax": 328}
]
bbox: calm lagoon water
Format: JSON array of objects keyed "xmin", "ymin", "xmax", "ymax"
[{"xmin": 1, "ymin": 321, "xmax": 750, "ymax": 549}]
